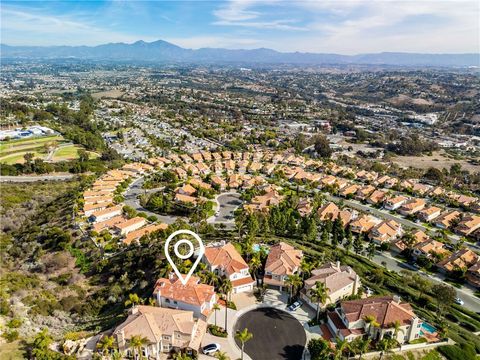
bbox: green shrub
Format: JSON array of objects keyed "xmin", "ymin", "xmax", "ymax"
[
  {"xmin": 2, "ymin": 329, "xmax": 19, "ymax": 342},
  {"xmin": 7, "ymin": 318, "xmax": 22, "ymax": 328},
  {"xmin": 438, "ymin": 344, "xmax": 476, "ymax": 360},
  {"xmin": 208, "ymin": 325, "xmax": 227, "ymax": 337}
]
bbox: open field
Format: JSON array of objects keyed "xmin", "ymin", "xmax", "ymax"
[
  {"xmin": 91, "ymin": 89, "xmax": 124, "ymax": 99},
  {"xmin": 392, "ymin": 151, "xmax": 480, "ymax": 173},
  {"xmin": 52, "ymin": 144, "xmax": 99, "ymax": 162},
  {"xmin": 0, "ymin": 150, "xmax": 47, "ymax": 164},
  {"xmin": 0, "ymin": 135, "xmax": 63, "ymax": 153},
  {"xmin": 0, "ymin": 136, "xmax": 98, "ymax": 164}
]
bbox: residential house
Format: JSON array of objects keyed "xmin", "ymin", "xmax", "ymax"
[
  {"xmin": 355, "ymin": 185, "xmax": 376, "ymax": 201},
  {"xmin": 113, "ymin": 306, "xmax": 207, "ymax": 358},
  {"xmin": 325, "ymin": 296, "xmax": 422, "ymax": 344},
  {"xmin": 384, "ymin": 196, "xmax": 408, "ymax": 211},
  {"xmin": 297, "ymin": 199, "xmax": 313, "ymax": 217},
  {"xmin": 416, "ymin": 206, "xmax": 442, "ymax": 222},
  {"xmin": 202, "ymin": 243, "xmax": 255, "ymax": 293},
  {"xmin": 350, "ymin": 215, "xmax": 380, "ymax": 233},
  {"xmin": 392, "ymin": 230, "xmax": 429, "ymax": 253},
  {"xmin": 124, "ymin": 223, "xmax": 168, "ymax": 245},
  {"xmin": 89, "ymin": 205, "xmax": 123, "ymax": 223},
  {"xmin": 264, "ymin": 242, "xmax": 303, "ymax": 291},
  {"xmin": 175, "ymin": 193, "xmax": 198, "ymax": 206},
  {"xmin": 177, "ymin": 184, "xmax": 197, "ymax": 196},
  {"xmin": 466, "ymin": 262, "xmax": 480, "ymax": 288},
  {"xmin": 369, "ymin": 220, "xmax": 403, "ymax": 245},
  {"xmin": 433, "ymin": 210, "xmax": 461, "ymax": 229},
  {"xmin": 153, "ymin": 274, "xmax": 216, "ymax": 318},
  {"xmin": 398, "ymin": 199, "xmax": 426, "ymax": 216},
  {"xmin": 244, "ymin": 190, "xmax": 284, "ymax": 213},
  {"xmin": 301, "ymin": 262, "xmax": 361, "ymax": 311},
  {"xmin": 367, "ymin": 190, "xmax": 387, "ymax": 205},
  {"xmin": 412, "ymin": 239, "xmax": 448, "ymax": 260},
  {"xmin": 211, "ymin": 176, "xmax": 227, "ymax": 191},
  {"xmin": 455, "ymin": 215, "xmax": 480, "ymax": 236},
  {"xmin": 317, "ymin": 202, "xmax": 340, "ymax": 221},
  {"xmin": 437, "ymin": 248, "xmax": 479, "ymax": 273},
  {"xmin": 114, "ymin": 217, "xmax": 147, "ymax": 236}
]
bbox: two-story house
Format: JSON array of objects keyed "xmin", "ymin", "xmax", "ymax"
[
  {"xmin": 113, "ymin": 306, "xmax": 207, "ymax": 359},
  {"xmin": 202, "ymin": 243, "xmax": 255, "ymax": 293},
  {"xmin": 325, "ymin": 296, "xmax": 423, "ymax": 344},
  {"xmin": 264, "ymin": 242, "xmax": 303, "ymax": 291},
  {"xmin": 153, "ymin": 274, "xmax": 216, "ymax": 319}
]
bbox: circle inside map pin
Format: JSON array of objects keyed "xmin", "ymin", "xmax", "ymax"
[{"xmin": 174, "ymin": 239, "xmax": 194, "ymax": 259}]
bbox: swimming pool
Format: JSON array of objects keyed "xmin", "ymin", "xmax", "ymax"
[
  {"xmin": 252, "ymin": 244, "xmax": 269, "ymax": 253},
  {"xmin": 421, "ymin": 322, "xmax": 436, "ymax": 334}
]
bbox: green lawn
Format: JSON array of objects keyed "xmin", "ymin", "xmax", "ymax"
[
  {"xmin": 0, "ymin": 150, "xmax": 46, "ymax": 164},
  {"xmin": 52, "ymin": 145, "xmax": 99, "ymax": 161},
  {"xmin": 0, "ymin": 135, "xmax": 62, "ymax": 153}
]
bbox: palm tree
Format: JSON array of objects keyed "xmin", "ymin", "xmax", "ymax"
[
  {"xmin": 124, "ymin": 293, "xmax": 142, "ymax": 309},
  {"xmin": 220, "ymin": 278, "xmax": 233, "ymax": 332},
  {"xmin": 309, "ymin": 281, "xmax": 330, "ymax": 322},
  {"xmin": 363, "ymin": 315, "xmax": 379, "ymax": 338},
  {"xmin": 378, "ymin": 339, "xmax": 394, "ymax": 360},
  {"xmin": 128, "ymin": 335, "xmax": 149, "ymax": 360},
  {"xmin": 110, "ymin": 349, "xmax": 123, "ymax": 360},
  {"xmin": 215, "ymin": 351, "xmax": 230, "ymax": 360},
  {"xmin": 300, "ymin": 259, "xmax": 315, "ymax": 280},
  {"xmin": 213, "ymin": 303, "xmax": 221, "ymax": 327},
  {"xmin": 96, "ymin": 335, "xmax": 115, "ymax": 355},
  {"xmin": 391, "ymin": 320, "xmax": 404, "ymax": 340},
  {"xmin": 235, "ymin": 328, "xmax": 253, "ymax": 360},
  {"xmin": 249, "ymin": 255, "xmax": 261, "ymax": 281},
  {"xmin": 284, "ymin": 273, "xmax": 302, "ymax": 301},
  {"xmin": 358, "ymin": 338, "xmax": 371, "ymax": 360},
  {"xmin": 334, "ymin": 337, "xmax": 349, "ymax": 360}
]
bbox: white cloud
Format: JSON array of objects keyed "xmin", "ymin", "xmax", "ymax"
[{"xmin": 1, "ymin": 6, "xmax": 150, "ymax": 46}]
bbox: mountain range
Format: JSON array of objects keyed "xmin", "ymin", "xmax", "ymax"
[{"xmin": 1, "ymin": 40, "xmax": 478, "ymax": 67}]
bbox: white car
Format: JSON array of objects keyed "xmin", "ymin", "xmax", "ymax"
[
  {"xmin": 287, "ymin": 300, "xmax": 302, "ymax": 311},
  {"xmin": 202, "ymin": 343, "xmax": 221, "ymax": 355},
  {"xmin": 454, "ymin": 297, "xmax": 464, "ymax": 306}
]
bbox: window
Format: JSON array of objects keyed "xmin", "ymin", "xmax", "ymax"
[{"xmin": 165, "ymin": 299, "xmax": 170, "ymax": 303}]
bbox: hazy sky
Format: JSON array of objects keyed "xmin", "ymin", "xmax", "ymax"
[{"xmin": 1, "ymin": 0, "xmax": 479, "ymax": 54}]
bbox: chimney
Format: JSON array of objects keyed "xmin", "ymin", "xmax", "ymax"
[
  {"xmin": 393, "ymin": 295, "xmax": 401, "ymax": 303},
  {"xmin": 336, "ymin": 261, "xmax": 341, "ymax": 269}
]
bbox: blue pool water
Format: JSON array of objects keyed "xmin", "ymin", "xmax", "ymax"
[
  {"xmin": 252, "ymin": 244, "xmax": 269, "ymax": 253},
  {"xmin": 421, "ymin": 322, "xmax": 436, "ymax": 334}
]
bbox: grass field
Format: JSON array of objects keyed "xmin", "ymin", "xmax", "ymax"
[
  {"xmin": 0, "ymin": 136, "xmax": 97, "ymax": 164},
  {"xmin": 0, "ymin": 150, "xmax": 47, "ymax": 164},
  {"xmin": 0, "ymin": 135, "xmax": 63, "ymax": 153},
  {"xmin": 52, "ymin": 144, "xmax": 99, "ymax": 162}
]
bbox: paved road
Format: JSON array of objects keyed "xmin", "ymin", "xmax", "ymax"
[
  {"xmin": 0, "ymin": 174, "xmax": 76, "ymax": 182},
  {"xmin": 327, "ymin": 194, "xmax": 480, "ymax": 252},
  {"xmin": 123, "ymin": 177, "xmax": 178, "ymax": 224},
  {"xmin": 372, "ymin": 250, "xmax": 480, "ymax": 312},
  {"xmin": 234, "ymin": 308, "xmax": 306, "ymax": 360},
  {"xmin": 208, "ymin": 192, "xmax": 242, "ymax": 229},
  {"xmin": 289, "ymin": 185, "xmax": 480, "ymax": 313}
]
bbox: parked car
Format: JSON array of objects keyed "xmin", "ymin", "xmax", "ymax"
[
  {"xmin": 287, "ymin": 300, "xmax": 302, "ymax": 311},
  {"xmin": 454, "ymin": 297, "xmax": 464, "ymax": 306},
  {"xmin": 202, "ymin": 343, "xmax": 220, "ymax": 355}
]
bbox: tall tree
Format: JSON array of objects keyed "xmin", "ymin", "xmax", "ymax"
[
  {"xmin": 235, "ymin": 328, "xmax": 253, "ymax": 360},
  {"xmin": 309, "ymin": 281, "xmax": 330, "ymax": 322}
]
